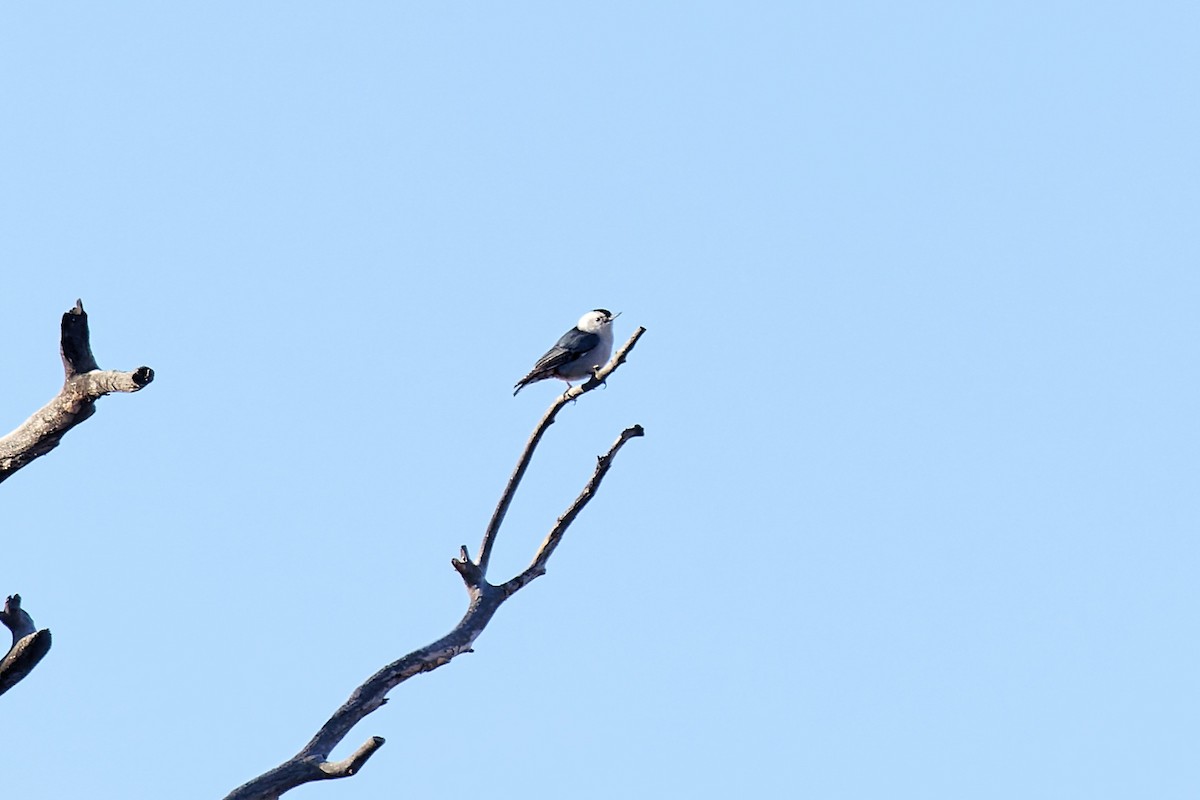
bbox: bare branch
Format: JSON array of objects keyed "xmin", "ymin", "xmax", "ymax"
[
  {"xmin": 0, "ymin": 300, "xmax": 155, "ymax": 484},
  {"xmin": 501, "ymin": 425, "xmax": 644, "ymax": 598},
  {"xmin": 317, "ymin": 736, "xmax": 386, "ymax": 778},
  {"xmin": 0, "ymin": 594, "xmax": 52, "ymax": 697},
  {"xmin": 222, "ymin": 327, "xmax": 646, "ymax": 800},
  {"xmin": 60, "ymin": 298, "xmax": 100, "ymax": 376},
  {"xmin": 477, "ymin": 326, "xmax": 646, "ymax": 575}
]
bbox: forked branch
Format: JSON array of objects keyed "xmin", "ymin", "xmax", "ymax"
[
  {"xmin": 477, "ymin": 326, "xmax": 646, "ymax": 574},
  {"xmin": 501, "ymin": 424, "xmax": 643, "ymax": 597},
  {"xmin": 0, "ymin": 595, "xmax": 52, "ymax": 697},
  {"xmin": 0, "ymin": 300, "xmax": 155, "ymax": 484},
  {"xmin": 222, "ymin": 326, "xmax": 646, "ymax": 800}
]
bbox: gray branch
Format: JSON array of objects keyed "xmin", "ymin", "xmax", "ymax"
[
  {"xmin": 501, "ymin": 425, "xmax": 644, "ymax": 598},
  {"xmin": 0, "ymin": 595, "xmax": 52, "ymax": 697},
  {"xmin": 0, "ymin": 299, "xmax": 154, "ymax": 484},
  {"xmin": 222, "ymin": 327, "xmax": 646, "ymax": 800},
  {"xmin": 477, "ymin": 326, "xmax": 647, "ymax": 574}
]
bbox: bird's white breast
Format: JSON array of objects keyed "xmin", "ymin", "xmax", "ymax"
[{"xmin": 558, "ymin": 325, "xmax": 614, "ymax": 379}]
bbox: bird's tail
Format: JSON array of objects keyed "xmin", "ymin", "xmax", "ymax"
[{"xmin": 512, "ymin": 372, "xmax": 539, "ymax": 396}]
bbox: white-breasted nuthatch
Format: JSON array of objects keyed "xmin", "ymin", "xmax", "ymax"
[{"xmin": 513, "ymin": 309, "xmax": 619, "ymax": 396}]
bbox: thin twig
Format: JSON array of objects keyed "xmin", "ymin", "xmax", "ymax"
[
  {"xmin": 501, "ymin": 425, "xmax": 644, "ymax": 598},
  {"xmin": 477, "ymin": 326, "xmax": 646, "ymax": 575}
]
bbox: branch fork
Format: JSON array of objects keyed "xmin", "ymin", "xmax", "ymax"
[
  {"xmin": 0, "ymin": 300, "xmax": 154, "ymax": 483},
  {"xmin": 222, "ymin": 326, "xmax": 646, "ymax": 800},
  {"xmin": 0, "ymin": 595, "xmax": 52, "ymax": 697},
  {"xmin": 2, "ymin": 301, "xmax": 151, "ymax": 696}
]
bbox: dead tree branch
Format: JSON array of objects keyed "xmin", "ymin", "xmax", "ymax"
[
  {"xmin": 2, "ymin": 301, "xmax": 151, "ymax": 696},
  {"xmin": 0, "ymin": 300, "xmax": 155, "ymax": 484},
  {"xmin": 501, "ymin": 424, "xmax": 643, "ymax": 597},
  {"xmin": 0, "ymin": 595, "xmax": 52, "ymax": 697},
  {"xmin": 221, "ymin": 327, "xmax": 646, "ymax": 800},
  {"xmin": 478, "ymin": 326, "xmax": 647, "ymax": 574}
]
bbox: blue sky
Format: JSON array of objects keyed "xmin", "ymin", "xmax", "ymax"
[{"xmin": 2, "ymin": 2, "xmax": 1198, "ymax": 798}]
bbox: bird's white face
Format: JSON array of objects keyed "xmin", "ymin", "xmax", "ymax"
[{"xmin": 577, "ymin": 309, "xmax": 616, "ymax": 333}]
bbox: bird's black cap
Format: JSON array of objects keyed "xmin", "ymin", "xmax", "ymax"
[{"xmin": 593, "ymin": 308, "xmax": 613, "ymax": 317}]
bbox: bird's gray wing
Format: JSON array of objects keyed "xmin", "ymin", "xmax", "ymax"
[{"xmin": 530, "ymin": 329, "xmax": 600, "ymax": 373}]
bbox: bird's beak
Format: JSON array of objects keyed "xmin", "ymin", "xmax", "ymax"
[{"xmin": 610, "ymin": 311, "xmax": 622, "ymax": 321}]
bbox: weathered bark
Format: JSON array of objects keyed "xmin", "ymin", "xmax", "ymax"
[
  {"xmin": 0, "ymin": 595, "xmax": 52, "ymax": 697},
  {"xmin": 1, "ymin": 301, "xmax": 153, "ymax": 697},
  {"xmin": 222, "ymin": 327, "xmax": 647, "ymax": 800},
  {"xmin": 0, "ymin": 299, "xmax": 154, "ymax": 484}
]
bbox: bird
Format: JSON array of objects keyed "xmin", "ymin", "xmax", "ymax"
[{"xmin": 513, "ymin": 309, "xmax": 619, "ymax": 396}]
